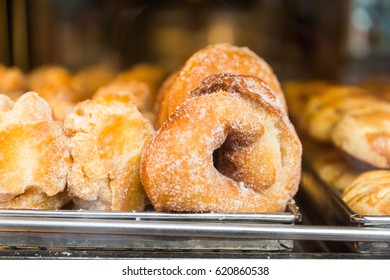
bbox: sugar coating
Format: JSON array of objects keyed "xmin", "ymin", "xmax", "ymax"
[
  {"xmin": 141, "ymin": 74, "xmax": 302, "ymax": 213},
  {"xmin": 156, "ymin": 43, "xmax": 287, "ymax": 128}
]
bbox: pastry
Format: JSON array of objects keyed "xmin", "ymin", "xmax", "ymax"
[
  {"xmin": 331, "ymin": 106, "xmax": 390, "ymax": 168},
  {"xmin": 72, "ymin": 64, "xmax": 117, "ymax": 101},
  {"xmin": 0, "ymin": 64, "xmax": 26, "ymax": 100},
  {"xmin": 0, "ymin": 92, "xmax": 70, "ymax": 209},
  {"xmin": 342, "ymin": 170, "xmax": 390, "ymax": 215},
  {"xmin": 64, "ymin": 96, "xmax": 154, "ymax": 211},
  {"xmin": 28, "ymin": 66, "xmax": 79, "ymax": 121}
]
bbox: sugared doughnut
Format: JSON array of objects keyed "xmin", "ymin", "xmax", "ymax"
[
  {"xmin": 156, "ymin": 43, "xmax": 286, "ymax": 128},
  {"xmin": 0, "ymin": 92, "xmax": 71, "ymax": 209},
  {"xmin": 64, "ymin": 95, "xmax": 154, "ymax": 211},
  {"xmin": 141, "ymin": 74, "xmax": 302, "ymax": 213}
]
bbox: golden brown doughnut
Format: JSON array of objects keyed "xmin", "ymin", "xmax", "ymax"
[
  {"xmin": 155, "ymin": 43, "xmax": 286, "ymax": 128},
  {"xmin": 342, "ymin": 170, "xmax": 390, "ymax": 215},
  {"xmin": 64, "ymin": 96, "xmax": 154, "ymax": 211},
  {"xmin": 141, "ymin": 74, "xmax": 302, "ymax": 213},
  {"xmin": 0, "ymin": 92, "xmax": 71, "ymax": 209}
]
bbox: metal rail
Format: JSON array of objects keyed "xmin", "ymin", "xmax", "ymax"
[{"xmin": 0, "ymin": 217, "xmax": 390, "ymax": 242}]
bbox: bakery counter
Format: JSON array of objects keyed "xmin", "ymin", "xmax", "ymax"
[{"xmin": 0, "ymin": 193, "xmax": 389, "ymax": 259}]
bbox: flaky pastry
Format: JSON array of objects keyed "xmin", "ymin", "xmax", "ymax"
[
  {"xmin": 342, "ymin": 170, "xmax": 390, "ymax": 215},
  {"xmin": 64, "ymin": 96, "xmax": 154, "ymax": 211},
  {"xmin": 0, "ymin": 92, "xmax": 70, "ymax": 209}
]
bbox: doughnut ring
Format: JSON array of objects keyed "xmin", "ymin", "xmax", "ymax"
[{"xmin": 141, "ymin": 74, "xmax": 302, "ymax": 213}]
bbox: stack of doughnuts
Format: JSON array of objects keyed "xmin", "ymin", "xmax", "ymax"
[
  {"xmin": 284, "ymin": 81, "xmax": 390, "ymax": 215},
  {"xmin": 142, "ymin": 43, "xmax": 302, "ymax": 213}
]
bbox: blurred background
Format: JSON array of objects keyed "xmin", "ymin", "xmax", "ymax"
[{"xmin": 1, "ymin": 0, "xmax": 390, "ymax": 82}]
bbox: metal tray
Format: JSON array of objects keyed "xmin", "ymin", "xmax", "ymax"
[
  {"xmin": 300, "ymin": 165, "xmax": 390, "ymax": 253},
  {"xmin": 0, "ymin": 205, "xmax": 300, "ymax": 252}
]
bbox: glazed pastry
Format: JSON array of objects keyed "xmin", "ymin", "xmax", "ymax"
[
  {"xmin": 302, "ymin": 86, "xmax": 378, "ymax": 142},
  {"xmin": 64, "ymin": 95, "xmax": 154, "ymax": 211},
  {"xmin": 312, "ymin": 148, "xmax": 360, "ymax": 192},
  {"xmin": 0, "ymin": 92, "xmax": 70, "ymax": 209},
  {"xmin": 342, "ymin": 170, "xmax": 390, "ymax": 215},
  {"xmin": 0, "ymin": 64, "xmax": 26, "ymax": 100},
  {"xmin": 331, "ymin": 106, "xmax": 390, "ymax": 168},
  {"xmin": 28, "ymin": 66, "xmax": 79, "ymax": 121},
  {"xmin": 141, "ymin": 74, "xmax": 302, "ymax": 213},
  {"xmin": 156, "ymin": 43, "xmax": 287, "ymax": 128}
]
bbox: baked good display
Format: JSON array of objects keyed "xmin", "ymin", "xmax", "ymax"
[
  {"xmin": 342, "ymin": 170, "xmax": 390, "ymax": 215},
  {"xmin": 0, "ymin": 64, "xmax": 27, "ymax": 100},
  {"xmin": 156, "ymin": 43, "xmax": 287, "ymax": 128},
  {"xmin": 0, "ymin": 92, "xmax": 71, "ymax": 209},
  {"xmin": 285, "ymin": 82, "xmax": 390, "ymax": 168},
  {"xmin": 284, "ymin": 80, "xmax": 390, "ymax": 216},
  {"xmin": 141, "ymin": 73, "xmax": 302, "ymax": 213},
  {"xmin": 64, "ymin": 94, "xmax": 154, "ymax": 211}
]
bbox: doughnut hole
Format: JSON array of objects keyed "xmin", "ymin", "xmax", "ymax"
[{"xmin": 213, "ymin": 124, "xmax": 278, "ymax": 192}]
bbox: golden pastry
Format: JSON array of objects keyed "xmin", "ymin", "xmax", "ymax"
[
  {"xmin": 28, "ymin": 66, "xmax": 79, "ymax": 121},
  {"xmin": 0, "ymin": 92, "xmax": 71, "ymax": 209},
  {"xmin": 64, "ymin": 96, "xmax": 154, "ymax": 211},
  {"xmin": 0, "ymin": 64, "xmax": 26, "ymax": 100},
  {"xmin": 342, "ymin": 170, "xmax": 390, "ymax": 215}
]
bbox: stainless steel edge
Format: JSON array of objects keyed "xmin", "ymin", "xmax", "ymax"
[
  {"xmin": 0, "ymin": 217, "xmax": 390, "ymax": 242},
  {"xmin": 0, "ymin": 206, "xmax": 298, "ymax": 224}
]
